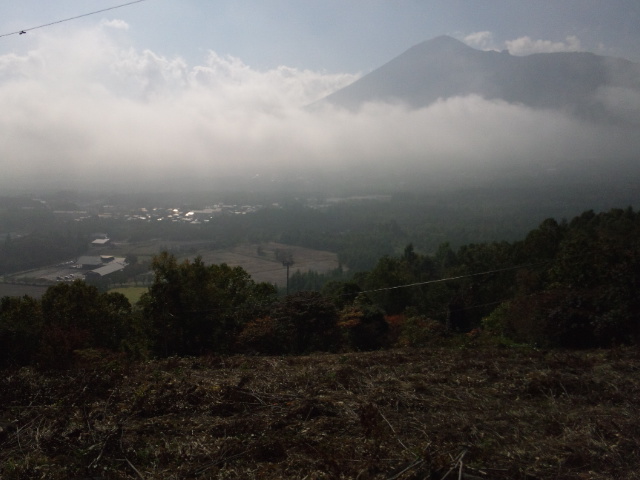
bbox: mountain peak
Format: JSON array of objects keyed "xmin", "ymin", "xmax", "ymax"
[
  {"xmin": 403, "ymin": 35, "xmax": 472, "ymax": 56},
  {"xmin": 423, "ymin": 35, "xmax": 468, "ymax": 48},
  {"xmin": 318, "ymin": 35, "xmax": 640, "ymax": 125}
]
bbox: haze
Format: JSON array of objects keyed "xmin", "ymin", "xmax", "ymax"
[{"xmin": 1, "ymin": 1, "xmax": 639, "ymax": 195}]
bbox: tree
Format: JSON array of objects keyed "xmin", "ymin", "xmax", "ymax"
[
  {"xmin": 39, "ymin": 281, "xmax": 135, "ymax": 367},
  {"xmin": 338, "ymin": 300, "xmax": 388, "ymax": 351},
  {"xmin": 269, "ymin": 291, "xmax": 340, "ymax": 354},
  {"xmin": 140, "ymin": 252, "xmax": 277, "ymax": 356},
  {"xmin": 0, "ymin": 295, "xmax": 43, "ymax": 367}
]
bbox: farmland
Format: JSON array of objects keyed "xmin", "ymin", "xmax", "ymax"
[
  {"xmin": 102, "ymin": 240, "xmax": 340, "ymax": 286},
  {"xmin": 183, "ymin": 242, "xmax": 340, "ymax": 285},
  {"xmin": 1, "ymin": 241, "xmax": 340, "ymax": 296}
]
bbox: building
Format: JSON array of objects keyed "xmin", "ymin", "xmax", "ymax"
[
  {"xmin": 91, "ymin": 238, "xmax": 111, "ymax": 246},
  {"xmin": 84, "ymin": 260, "xmax": 127, "ymax": 279}
]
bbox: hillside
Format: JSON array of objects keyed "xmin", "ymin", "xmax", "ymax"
[
  {"xmin": 1, "ymin": 346, "xmax": 639, "ymax": 479},
  {"xmin": 320, "ymin": 36, "xmax": 640, "ymax": 126}
]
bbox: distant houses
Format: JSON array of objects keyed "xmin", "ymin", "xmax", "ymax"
[
  {"xmin": 90, "ymin": 233, "xmax": 111, "ymax": 247},
  {"xmin": 91, "ymin": 238, "xmax": 111, "ymax": 246}
]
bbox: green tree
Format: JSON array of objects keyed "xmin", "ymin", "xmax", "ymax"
[
  {"xmin": 0, "ymin": 295, "xmax": 43, "ymax": 367},
  {"xmin": 140, "ymin": 252, "xmax": 276, "ymax": 356},
  {"xmin": 38, "ymin": 281, "xmax": 135, "ymax": 367},
  {"xmin": 270, "ymin": 291, "xmax": 340, "ymax": 354}
]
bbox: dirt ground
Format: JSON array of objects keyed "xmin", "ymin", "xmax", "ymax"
[
  {"xmin": 1, "ymin": 346, "xmax": 639, "ymax": 479},
  {"xmin": 186, "ymin": 242, "xmax": 340, "ymax": 286}
]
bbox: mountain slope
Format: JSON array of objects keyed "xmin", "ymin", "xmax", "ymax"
[{"xmin": 319, "ymin": 35, "xmax": 640, "ymax": 123}]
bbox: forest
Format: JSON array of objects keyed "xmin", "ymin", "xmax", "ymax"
[
  {"xmin": 1, "ymin": 206, "xmax": 639, "ymax": 368},
  {"xmin": 2, "ymin": 206, "xmax": 640, "ymax": 480},
  {"xmin": 2, "ymin": 181, "xmax": 635, "ymax": 275}
]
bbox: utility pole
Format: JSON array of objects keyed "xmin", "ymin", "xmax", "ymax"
[
  {"xmin": 282, "ymin": 258, "xmax": 294, "ymax": 295},
  {"xmin": 276, "ymin": 248, "xmax": 295, "ymax": 295}
]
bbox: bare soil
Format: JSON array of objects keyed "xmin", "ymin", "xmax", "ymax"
[
  {"xmin": 186, "ymin": 242, "xmax": 340, "ymax": 285},
  {"xmin": 1, "ymin": 346, "xmax": 639, "ymax": 479}
]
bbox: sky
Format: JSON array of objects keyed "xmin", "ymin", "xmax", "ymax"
[{"xmin": 0, "ymin": 0, "xmax": 639, "ymax": 193}]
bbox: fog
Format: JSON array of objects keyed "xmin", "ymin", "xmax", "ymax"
[{"xmin": 1, "ymin": 24, "xmax": 639, "ymax": 194}]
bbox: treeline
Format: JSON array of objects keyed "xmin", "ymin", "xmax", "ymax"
[
  {"xmin": 1, "ymin": 208, "xmax": 639, "ymax": 368},
  {"xmin": 0, "ymin": 189, "xmax": 553, "ymax": 274},
  {"xmin": 351, "ymin": 207, "xmax": 640, "ymax": 348}
]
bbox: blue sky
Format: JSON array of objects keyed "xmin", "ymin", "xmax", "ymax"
[
  {"xmin": 0, "ymin": 1, "xmax": 639, "ymax": 192},
  {"xmin": 2, "ymin": 0, "xmax": 639, "ymax": 72}
]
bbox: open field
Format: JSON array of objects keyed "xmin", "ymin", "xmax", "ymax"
[
  {"xmin": 100, "ymin": 240, "xmax": 339, "ymax": 286},
  {"xmin": 109, "ymin": 286, "xmax": 148, "ymax": 304},
  {"xmin": 99, "ymin": 240, "xmax": 340, "ymax": 286},
  {"xmin": 186, "ymin": 242, "xmax": 340, "ymax": 286},
  {"xmin": 1, "ymin": 346, "xmax": 639, "ymax": 479},
  {"xmin": 2, "ymin": 241, "xmax": 339, "ymax": 295},
  {"xmin": 0, "ymin": 283, "xmax": 48, "ymax": 299}
]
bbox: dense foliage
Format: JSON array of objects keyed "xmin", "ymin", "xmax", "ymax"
[{"xmin": 1, "ymin": 207, "xmax": 639, "ymax": 368}]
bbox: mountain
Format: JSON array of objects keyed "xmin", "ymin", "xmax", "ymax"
[{"xmin": 319, "ymin": 36, "xmax": 640, "ymax": 124}]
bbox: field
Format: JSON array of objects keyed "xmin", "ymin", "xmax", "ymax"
[
  {"xmin": 1, "ymin": 241, "xmax": 339, "ymax": 297},
  {"xmin": 109, "ymin": 286, "xmax": 148, "ymax": 304},
  {"xmin": 0, "ymin": 283, "xmax": 48, "ymax": 299},
  {"xmin": 186, "ymin": 242, "xmax": 340, "ymax": 285},
  {"xmin": 104, "ymin": 240, "xmax": 340, "ymax": 286},
  {"xmin": 100, "ymin": 240, "xmax": 339, "ymax": 286},
  {"xmin": 1, "ymin": 346, "xmax": 639, "ymax": 479}
]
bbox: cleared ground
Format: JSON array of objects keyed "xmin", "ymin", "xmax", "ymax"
[
  {"xmin": 3, "ymin": 242, "xmax": 340, "ymax": 293},
  {"xmin": 186, "ymin": 242, "xmax": 340, "ymax": 286},
  {"xmin": 100, "ymin": 240, "xmax": 339, "ymax": 285},
  {"xmin": 1, "ymin": 346, "xmax": 638, "ymax": 479}
]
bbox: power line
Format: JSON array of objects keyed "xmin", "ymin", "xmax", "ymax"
[
  {"xmin": 154, "ymin": 260, "xmax": 552, "ymax": 317},
  {"xmin": 357, "ymin": 260, "xmax": 551, "ymax": 296},
  {"xmin": 0, "ymin": 0, "xmax": 150, "ymax": 39}
]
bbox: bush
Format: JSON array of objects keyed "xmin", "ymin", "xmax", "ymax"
[
  {"xmin": 396, "ymin": 312, "xmax": 447, "ymax": 347},
  {"xmin": 338, "ymin": 305, "xmax": 388, "ymax": 351}
]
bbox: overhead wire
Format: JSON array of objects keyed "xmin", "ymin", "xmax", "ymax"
[
  {"xmin": 0, "ymin": 0, "xmax": 150, "ymax": 39},
  {"xmin": 154, "ymin": 259, "xmax": 553, "ymax": 317},
  {"xmin": 355, "ymin": 259, "xmax": 551, "ymax": 296}
]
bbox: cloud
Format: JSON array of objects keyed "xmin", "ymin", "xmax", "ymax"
[
  {"xmin": 464, "ymin": 31, "xmax": 496, "ymax": 51},
  {"xmin": 506, "ymin": 35, "xmax": 582, "ymax": 55},
  {"xmin": 0, "ymin": 25, "xmax": 637, "ymax": 193},
  {"xmin": 100, "ymin": 19, "xmax": 129, "ymax": 30}
]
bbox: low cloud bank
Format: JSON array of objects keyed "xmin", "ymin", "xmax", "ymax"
[
  {"xmin": 464, "ymin": 31, "xmax": 583, "ymax": 55},
  {"xmin": 505, "ymin": 35, "xmax": 582, "ymax": 55},
  {"xmin": 0, "ymin": 24, "xmax": 638, "ymax": 192}
]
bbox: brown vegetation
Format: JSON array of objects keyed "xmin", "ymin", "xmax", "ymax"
[{"xmin": 1, "ymin": 346, "xmax": 639, "ymax": 479}]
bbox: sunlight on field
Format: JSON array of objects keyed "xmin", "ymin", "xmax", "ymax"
[{"xmin": 109, "ymin": 286, "xmax": 148, "ymax": 304}]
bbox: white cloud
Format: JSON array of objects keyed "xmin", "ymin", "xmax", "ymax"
[
  {"xmin": 506, "ymin": 35, "xmax": 582, "ymax": 55},
  {"xmin": 0, "ymin": 25, "xmax": 636, "ymax": 193},
  {"xmin": 464, "ymin": 31, "xmax": 495, "ymax": 50},
  {"xmin": 101, "ymin": 19, "xmax": 129, "ymax": 30}
]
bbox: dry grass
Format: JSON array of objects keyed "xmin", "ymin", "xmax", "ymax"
[{"xmin": 1, "ymin": 346, "xmax": 639, "ymax": 479}]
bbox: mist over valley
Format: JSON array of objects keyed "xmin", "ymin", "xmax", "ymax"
[{"xmin": 0, "ymin": 27, "xmax": 638, "ymax": 209}]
